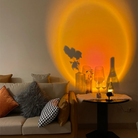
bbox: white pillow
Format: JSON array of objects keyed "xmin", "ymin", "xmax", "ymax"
[
  {"xmin": 38, "ymin": 98, "xmax": 60, "ymax": 127},
  {"xmin": 38, "ymin": 82, "xmax": 69, "ymax": 99},
  {"xmin": 31, "ymin": 73, "xmax": 50, "ymax": 83}
]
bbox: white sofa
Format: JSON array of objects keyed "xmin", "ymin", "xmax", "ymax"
[{"xmin": 0, "ymin": 82, "xmax": 78, "ymax": 138}]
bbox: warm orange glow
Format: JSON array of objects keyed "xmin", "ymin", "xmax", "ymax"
[
  {"xmin": 108, "ymin": 89, "xmax": 113, "ymax": 92},
  {"xmin": 46, "ymin": 0, "xmax": 136, "ymax": 87}
]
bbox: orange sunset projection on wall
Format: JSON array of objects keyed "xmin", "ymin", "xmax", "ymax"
[{"xmin": 46, "ymin": 0, "xmax": 136, "ymax": 87}]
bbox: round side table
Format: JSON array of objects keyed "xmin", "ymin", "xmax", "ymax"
[{"xmin": 83, "ymin": 99, "xmax": 130, "ymax": 138}]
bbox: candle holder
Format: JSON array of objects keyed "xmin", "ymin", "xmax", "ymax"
[{"xmin": 106, "ymin": 92, "xmax": 113, "ymax": 101}]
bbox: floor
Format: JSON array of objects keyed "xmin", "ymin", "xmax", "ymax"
[{"xmin": 78, "ymin": 129, "xmax": 138, "ymax": 138}]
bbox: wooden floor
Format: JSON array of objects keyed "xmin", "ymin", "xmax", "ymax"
[{"xmin": 78, "ymin": 129, "xmax": 138, "ymax": 138}]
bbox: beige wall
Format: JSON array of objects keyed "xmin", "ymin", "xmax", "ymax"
[
  {"xmin": 0, "ymin": 0, "xmax": 63, "ymax": 82},
  {"xmin": 0, "ymin": 0, "xmax": 137, "ymax": 126}
]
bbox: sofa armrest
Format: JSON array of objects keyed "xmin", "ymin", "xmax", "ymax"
[{"xmin": 69, "ymin": 91, "xmax": 78, "ymax": 138}]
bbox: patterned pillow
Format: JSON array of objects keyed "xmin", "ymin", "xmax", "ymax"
[{"xmin": 38, "ymin": 98, "xmax": 60, "ymax": 127}]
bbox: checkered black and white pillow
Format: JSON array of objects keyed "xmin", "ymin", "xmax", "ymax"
[{"xmin": 38, "ymin": 98, "xmax": 60, "ymax": 127}]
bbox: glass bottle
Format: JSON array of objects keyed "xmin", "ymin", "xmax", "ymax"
[
  {"xmin": 107, "ymin": 78, "xmax": 114, "ymax": 95},
  {"xmin": 107, "ymin": 57, "xmax": 119, "ymax": 93},
  {"xmin": 107, "ymin": 57, "xmax": 119, "ymax": 84}
]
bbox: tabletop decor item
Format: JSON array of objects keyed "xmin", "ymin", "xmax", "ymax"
[
  {"xmin": 97, "ymin": 92, "xmax": 101, "ymax": 98},
  {"xmin": 107, "ymin": 57, "xmax": 119, "ymax": 94},
  {"xmin": 82, "ymin": 65, "xmax": 93, "ymax": 93},
  {"xmin": 107, "ymin": 78, "xmax": 114, "ymax": 93},
  {"xmin": 75, "ymin": 71, "xmax": 85, "ymax": 93},
  {"xmin": 94, "ymin": 66, "xmax": 105, "ymax": 96},
  {"xmin": 101, "ymin": 80, "xmax": 107, "ymax": 90},
  {"xmin": 106, "ymin": 91, "xmax": 113, "ymax": 101},
  {"xmin": 107, "ymin": 57, "xmax": 119, "ymax": 84},
  {"xmin": 106, "ymin": 78, "xmax": 114, "ymax": 101}
]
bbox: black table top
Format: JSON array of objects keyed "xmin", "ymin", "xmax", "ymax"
[{"xmin": 83, "ymin": 99, "xmax": 130, "ymax": 104}]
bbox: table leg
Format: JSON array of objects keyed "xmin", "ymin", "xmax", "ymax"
[
  {"xmin": 97, "ymin": 103, "xmax": 108, "ymax": 132},
  {"xmin": 86, "ymin": 103, "xmax": 120, "ymax": 138}
]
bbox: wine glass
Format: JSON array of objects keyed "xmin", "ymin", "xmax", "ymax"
[
  {"xmin": 94, "ymin": 66, "xmax": 105, "ymax": 93},
  {"xmin": 101, "ymin": 80, "xmax": 107, "ymax": 90}
]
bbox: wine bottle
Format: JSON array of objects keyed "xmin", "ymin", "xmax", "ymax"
[
  {"xmin": 107, "ymin": 57, "xmax": 119, "ymax": 93},
  {"xmin": 107, "ymin": 78, "xmax": 114, "ymax": 94},
  {"xmin": 107, "ymin": 57, "xmax": 119, "ymax": 84}
]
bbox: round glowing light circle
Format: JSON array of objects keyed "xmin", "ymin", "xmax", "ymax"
[{"xmin": 46, "ymin": 0, "xmax": 136, "ymax": 86}]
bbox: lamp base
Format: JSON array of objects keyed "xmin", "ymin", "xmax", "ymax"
[
  {"xmin": 106, "ymin": 99, "xmax": 113, "ymax": 101},
  {"xmin": 86, "ymin": 130, "xmax": 119, "ymax": 138}
]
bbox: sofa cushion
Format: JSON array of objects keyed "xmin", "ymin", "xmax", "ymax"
[
  {"xmin": 0, "ymin": 83, "xmax": 31, "ymax": 97},
  {"xmin": 14, "ymin": 81, "xmax": 49, "ymax": 118},
  {"xmin": 0, "ymin": 113, "xmax": 26, "ymax": 135},
  {"xmin": 0, "ymin": 82, "xmax": 69, "ymax": 100},
  {"xmin": 0, "ymin": 86, "xmax": 19, "ymax": 117},
  {"xmin": 0, "ymin": 82, "xmax": 69, "ymax": 115},
  {"xmin": 0, "ymin": 83, "xmax": 30, "ymax": 114},
  {"xmin": 0, "ymin": 74, "xmax": 13, "ymax": 83},
  {"xmin": 58, "ymin": 93, "xmax": 70, "ymax": 126},
  {"xmin": 31, "ymin": 73, "xmax": 50, "ymax": 83},
  {"xmin": 22, "ymin": 117, "xmax": 71, "ymax": 135},
  {"xmin": 39, "ymin": 82, "xmax": 69, "ymax": 99},
  {"xmin": 38, "ymin": 98, "xmax": 60, "ymax": 127}
]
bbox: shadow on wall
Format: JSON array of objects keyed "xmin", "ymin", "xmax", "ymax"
[{"xmin": 64, "ymin": 45, "xmax": 82, "ymax": 71}]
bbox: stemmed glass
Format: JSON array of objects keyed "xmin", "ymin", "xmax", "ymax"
[
  {"xmin": 94, "ymin": 66, "xmax": 105, "ymax": 94},
  {"xmin": 101, "ymin": 80, "xmax": 107, "ymax": 90}
]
